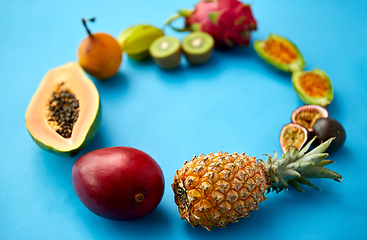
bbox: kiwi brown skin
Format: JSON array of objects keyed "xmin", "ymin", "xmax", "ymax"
[
  {"xmin": 183, "ymin": 48, "xmax": 213, "ymax": 65},
  {"xmin": 312, "ymin": 117, "xmax": 346, "ymax": 154},
  {"xmin": 152, "ymin": 47, "xmax": 181, "ymax": 69}
]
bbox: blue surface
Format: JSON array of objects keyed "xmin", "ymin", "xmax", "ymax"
[{"xmin": 1, "ymin": 0, "xmax": 367, "ymax": 239}]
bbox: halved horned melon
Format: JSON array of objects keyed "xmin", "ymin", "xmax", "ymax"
[
  {"xmin": 25, "ymin": 62, "xmax": 101, "ymax": 157},
  {"xmin": 254, "ymin": 34, "xmax": 305, "ymax": 72}
]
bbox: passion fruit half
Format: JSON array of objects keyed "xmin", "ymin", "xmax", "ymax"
[
  {"xmin": 279, "ymin": 123, "xmax": 308, "ymax": 153},
  {"xmin": 292, "ymin": 69, "xmax": 333, "ymax": 107},
  {"xmin": 291, "ymin": 105, "xmax": 328, "ymax": 132}
]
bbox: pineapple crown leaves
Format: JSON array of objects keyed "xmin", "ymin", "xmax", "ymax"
[{"xmin": 263, "ymin": 137, "xmax": 343, "ymax": 193}]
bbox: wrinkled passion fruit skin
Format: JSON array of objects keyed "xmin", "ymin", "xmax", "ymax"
[
  {"xmin": 312, "ymin": 118, "xmax": 346, "ymax": 154},
  {"xmin": 72, "ymin": 147, "xmax": 165, "ymax": 221},
  {"xmin": 279, "ymin": 122, "xmax": 308, "ymax": 153},
  {"xmin": 291, "ymin": 105, "xmax": 328, "ymax": 132}
]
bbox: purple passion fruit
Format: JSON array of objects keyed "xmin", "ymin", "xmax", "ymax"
[
  {"xmin": 254, "ymin": 34, "xmax": 305, "ymax": 72},
  {"xmin": 292, "ymin": 69, "xmax": 333, "ymax": 107},
  {"xmin": 291, "ymin": 105, "xmax": 328, "ymax": 132},
  {"xmin": 312, "ymin": 118, "xmax": 346, "ymax": 154},
  {"xmin": 279, "ymin": 123, "xmax": 308, "ymax": 153},
  {"xmin": 78, "ymin": 18, "xmax": 122, "ymax": 80},
  {"xmin": 72, "ymin": 147, "xmax": 165, "ymax": 221}
]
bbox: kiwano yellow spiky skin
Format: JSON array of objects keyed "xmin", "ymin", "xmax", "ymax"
[{"xmin": 172, "ymin": 151, "xmax": 269, "ymax": 231}]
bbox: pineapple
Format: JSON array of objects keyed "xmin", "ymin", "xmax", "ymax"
[{"xmin": 172, "ymin": 137, "xmax": 342, "ymax": 231}]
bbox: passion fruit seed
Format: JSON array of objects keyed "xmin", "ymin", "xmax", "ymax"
[
  {"xmin": 282, "ymin": 127, "xmax": 305, "ymax": 150},
  {"xmin": 295, "ymin": 109, "xmax": 325, "ymax": 130},
  {"xmin": 279, "ymin": 123, "xmax": 308, "ymax": 153},
  {"xmin": 298, "ymin": 72, "xmax": 329, "ymax": 98},
  {"xmin": 46, "ymin": 82, "xmax": 80, "ymax": 138},
  {"xmin": 263, "ymin": 39, "xmax": 297, "ymax": 64}
]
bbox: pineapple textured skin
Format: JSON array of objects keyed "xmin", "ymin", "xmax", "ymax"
[{"xmin": 172, "ymin": 151, "xmax": 269, "ymax": 231}]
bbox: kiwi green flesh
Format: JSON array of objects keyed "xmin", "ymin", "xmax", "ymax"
[
  {"xmin": 182, "ymin": 32, "xmax": 214, "ymax": 64},
  {"xmin": 150, "ymin": 36, "xmax": 180, "ymax": 58},
  {"xmin": 149, "ymin": 36, "xmax": 181, "ymax": 69}
]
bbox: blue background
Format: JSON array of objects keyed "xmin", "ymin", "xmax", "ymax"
[{"xmin": 1, "ymin": 0, "xmax": 366, "ymax": 239}]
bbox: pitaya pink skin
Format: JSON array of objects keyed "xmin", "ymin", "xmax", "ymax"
[{"xmin": 184, "ymin": 0, "xmax": 257, "ymax": 48}]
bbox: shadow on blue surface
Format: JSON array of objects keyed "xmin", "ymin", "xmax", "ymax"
[
  {"xmin": 77, "ymin": 206, "xmax": 173, "ymax": 238},
  {"xmin": 91, "ymin": 72, "xmax": 130, "ymax": 97},
  {"xmin": 78, "ymin": 130, "xmax": 108, "ymax": 157},
  {"xmin": 325, "ymin": 90, "xmax": 341, "ymax": 118}
]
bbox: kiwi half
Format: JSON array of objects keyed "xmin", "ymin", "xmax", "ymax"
[
  {"xmin": 149, "ymin": 36, "xmax": 181, "ymax": 69},
  {"xmin": 182, "ymin": 31, "xmax": 214, "ymax": 65}
]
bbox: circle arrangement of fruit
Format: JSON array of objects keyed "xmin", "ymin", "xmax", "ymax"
[{"xmin": 24, "ymin": 0, "xmax": 346, "ymax": 232}]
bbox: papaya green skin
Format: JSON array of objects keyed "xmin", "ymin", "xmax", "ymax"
[
  {"xmin": 292, "ymin": 69, "xmax": 333, "ymax": 107},
  {"xmin": 254, "ymin": 34, "xmax": 305, "ymax": 72},
  {"xmin": 28, "ymin": 101, "xmax": 102, "ymax": 157}
]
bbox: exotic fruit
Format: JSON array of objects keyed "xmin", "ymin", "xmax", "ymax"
[
  {"xmin": 149, "ymin": 36, "xmax": 181, "ymax": 69},
  {"xmin": 182, "ymin": 31, "xmax": 214, "ymax": 64},
  {"xmin": 279, "ymin": 123, "xmax": 308, "ymax": 153},
  {"xmin": 78, "ymin": 18, "xmax": 122, "ymax": 80},
  {"xmin": 72, "ymin": 147, "xmax": 165, "ymax": 220},
  {"xmin": 117, "ymin": 24, "xmax": 164, "ymax": 60},
  {"xmin": 172, "ymin": 138, "xmax": 342, "ymax": 230},
  {"xmin": 291, "ymin": 105, "xmax": 329, "ymax": 132},
  {"xmin": 166, "ymin": 0, "xmax": 257, "ymax": 48},
  {"xmin": 312, "ymin": 118, "xmax": 346, "ymax": 154},
  {"xmin": 254, "ymin": 34, "xmax": 305, "ymax": 72},
  {"xmin": 25, "ymin": 62, "xmax": 101, "ymax": 157},
  {"xmin": 292, "ymin": 69, "xmax": 333, "ymax": 107}
]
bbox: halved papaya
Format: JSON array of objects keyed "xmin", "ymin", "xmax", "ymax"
[
  {"xmin": 292, "ymin": 69, "xmax": 333, "ymax": 107},
  {"xmin": 25, "ymin": 62, "xmax": 101, "ymax": 157},
  {"xmin": 254, "ymin": 34, "xmax": 305, "ymax": 72}
]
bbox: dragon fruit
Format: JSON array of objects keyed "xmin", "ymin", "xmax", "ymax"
[{"xmin": 166, "ymin": 0, "xmax": 257, "ymax": 48}]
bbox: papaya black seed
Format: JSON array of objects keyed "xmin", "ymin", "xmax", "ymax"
[{"xmin": 47, "ymin": 85, "xmax": 80, "ymax": 139}]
